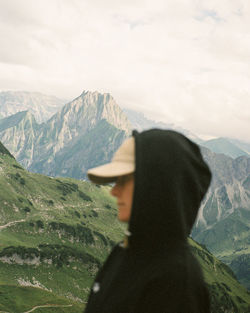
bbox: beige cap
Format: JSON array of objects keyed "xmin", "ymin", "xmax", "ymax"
[{"xmin": 87, "ymin": 137, "xmax": 135, "ymax": 184}]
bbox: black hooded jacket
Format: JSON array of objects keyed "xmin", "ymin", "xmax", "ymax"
[{"xmin": 84, "ymin": 129, "xmax": 212, "ymax": 313}]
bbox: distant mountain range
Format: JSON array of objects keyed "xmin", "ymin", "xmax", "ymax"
[
  {"xmin": 1, "ymin": 90, "xmax": 249, "ymax": 160},
  {"xmin": 0, "ymin": 142, "xmax": 249, "ymax": 312},
  {"xmin": 122, "ymin": 109, "xmax": 250, "ymax": 159},
  {"xmin": 0, "ymin": 91, "xmax": 65, "ymax": 123},
  {"xmin": 0, "ymin": 90, "xmax": 249, "ymax": 290},
  {"xmin": 200, "ymin": 137, "xmax": 250, "ymax": 159},
  {"xmin": 123, "ymin": 108, "xmax": 203, "ymax": 141}
]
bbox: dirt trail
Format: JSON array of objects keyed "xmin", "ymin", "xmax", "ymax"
[
  {"xmin": 23, "ymin": 304, "xmax": 73, "ymax": 313},
  {"xmin": 0, "ymin": 303, "xmax": 74, "ymax": 313},
  {"xmin": 0, "ymin": 219, "xmax": 25, "ymax": 230}
]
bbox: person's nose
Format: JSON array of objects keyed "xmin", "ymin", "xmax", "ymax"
[{"xmin": 111, "ymin": 183, "xmax": 120, "ymax": 197}]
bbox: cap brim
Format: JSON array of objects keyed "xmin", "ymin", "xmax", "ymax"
[{"xmin": 87, "ymin": 162, "xmax": 135, "ymax": 185}]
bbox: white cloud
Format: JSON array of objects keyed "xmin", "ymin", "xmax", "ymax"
[{"xmin": 0, "ymin": 0, "xmax": 249, "ymax": 141}]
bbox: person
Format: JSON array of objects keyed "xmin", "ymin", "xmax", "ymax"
[{"xmin": 84, "ymin": 129, "xmax": 212, "ymax": 313}]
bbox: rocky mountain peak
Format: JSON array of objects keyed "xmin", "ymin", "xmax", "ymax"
[
  {"xmin": 40, "ymin": 91, "xmax": 131, "ymax": 158},
  {"xmin": 80, "ymin": 90, "xmax": 111, "ymax": 101},
  {"xmin": 59, "ymin": 90, "xmax": 132, "ymax": 134},
  {"xmin": 0, "ymin": 110, "xmax": 39, "ymax": 168}
]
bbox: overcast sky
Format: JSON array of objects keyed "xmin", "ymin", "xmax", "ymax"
[{"xmin": 0, "ymin": 0, "xmax": 249, "ymax": 141}]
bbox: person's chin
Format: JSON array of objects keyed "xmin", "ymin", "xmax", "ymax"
[{"xmin": 118, "ymin": 214, "xmax": 129, "ymax": 223}]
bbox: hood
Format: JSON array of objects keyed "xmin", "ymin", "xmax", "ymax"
[{"xmin": 128, "ymin": 129, "xmax": 211, "ymax": 254}]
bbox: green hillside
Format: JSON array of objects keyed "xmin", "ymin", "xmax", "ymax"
[
  {"xmin": 190, "ymin": 239, "xmax": 250, "ymax": 312},
  {"xmin": 0, "ymin": 151, "xmax": 124, "ymax": 312},
  {"xmin": 195, "ymin": 208, "xmax": 250, "ymax": 290},
  {"xmin": 0, "ymin": 285, "xmax": 83, "ymax": 313},
  {"xmin": 0, "ymin": 150, "xmax": 250, "ymax": 312}
]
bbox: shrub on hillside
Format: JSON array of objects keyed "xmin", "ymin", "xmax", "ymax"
[
  {"xmin": 36, "ymin": 220, "xmax": 44, "ymax": 229},
  {"xmin": 56, "ymin": 181, "xmax": 79, "ymax": 196},
  {"xmin": 13, "ymin": 164, "xmax": 23, "ymax": 170},
  {"xmin": 48, "ymin": 222, "xmax": 95, "ymax": 245},
  {"xmin": 78, "ymin": 191, "xmax": 92, "ymax": 201},
  {"xmin": 74, "ymin": 211, "xmax": 81, "ymax": 218}
]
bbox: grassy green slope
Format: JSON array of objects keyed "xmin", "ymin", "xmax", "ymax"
[
  {"xmin": 194, "ymin": 208, "xmax": 250, "ymax": 290},
  {"xmin": 0, "ymin": 151, "xmax": 250, "ymax": 312},
  {"xmin": 0, "ymin": 152, "xmax": 125, "ymax": 312},
  {"xmin": 0, "ymin": 285, "xmax": 83, "ymax": 313},
  {"xmin": 190, "ymin": 239, "xmax": 250, "ymax": 312}
]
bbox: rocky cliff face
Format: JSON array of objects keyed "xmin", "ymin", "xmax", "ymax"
[
  {"xmin": 193, "ymin": 148, "xmax": 250, "ymax": 289},
  {"xmin": 29, "ymin": 120, "xmax": 127, "ymax": 179},
  {"xmin": 72, "ymin": 91, "xmax": 131, "ymax": 133},
  {"xmin": 0, "ymin": 111, "xmax": 40, "ymax": 167},
  {"xmin": 0, "ymin": 91, "xmax": 65, "ymax": 123},
  {"xmin": 40, "ymin": 91, "xmax": 131, "ymax": 153},
  {"xmin": 0, "ymin": 91, "xmax": 132, "ymax": 178},
  {"xmin": 195, "ymin": 148, "xmax": 250, "ymax": 229}
]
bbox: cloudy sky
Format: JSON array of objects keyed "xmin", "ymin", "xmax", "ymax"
[{"xmin": 0, "ymin": 0, "xmax": 249, "ymax": 141}]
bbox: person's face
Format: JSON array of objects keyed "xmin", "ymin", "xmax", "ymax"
[{"xmin": 110, "ymin": 174, "xmax": 134, "ymax": 222}]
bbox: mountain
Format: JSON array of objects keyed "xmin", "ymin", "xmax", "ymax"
[
  {"xmin": 195, "ymin": 148, "xmax": 250, "ymax": 229},
  {"xmin": 26, "ymin": 91, "xmax": 131, "ymax": 178},
  {"xmin": 0, "ymin": 91, "xmax": 249, "ymax": 290},
  {"xmin": 124, "ymin": 108, "xmax": 249, "ymax": 159},
  {"xmin": 123, "ymin": 108, "xmax": 201, "ymax": 142},
  {"xmin": 0, "ymin": 91, "xmax": 65, "ymax": 123},
  {"xmin": 200, "ymin": 138, "xmax": 249, "ymax": 159},
  {"xmin": 123, "ymin": 108, "xmax": 174, "ymax": 131},
  {"xmin": 0, "ymin": 144, "xmax": 250, "ymax": 312},
  {"xmin": 193, "ymin": 148, "xmax": 250, "ymax": 289},
  {"xmin": 0, "ymin": 110, "xmax": 40, "ymax": 168},
  {"xmin": 1, "ymin": 90, "xmax": 248, "ymax": 159},
  {"xmin": 227, "ymin": 138, "xmax": 250, "ymax": 156},
  {"xmin": 124, "ymin": 107, "xmax": 249, "ymax": 160},
  {"xmin": 30, "ymin": 119, "xmax": 127, "ymax": 179},
  {"xmin": 0, "ymin": 91, "xmax": 132, "ymax": 178}
]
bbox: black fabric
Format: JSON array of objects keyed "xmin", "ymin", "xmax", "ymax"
[{"xmin": 84, "ymin": 129, "xmax": 212, "ymax": 313}]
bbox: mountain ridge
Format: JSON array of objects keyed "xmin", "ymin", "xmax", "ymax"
[
  {"xmin": 200, "ymin": 137, "xmax": 250, "ymax": 159},
  {"xmin": 0, "ymin": 90, "xmax": 65, "ymax": 123}
]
